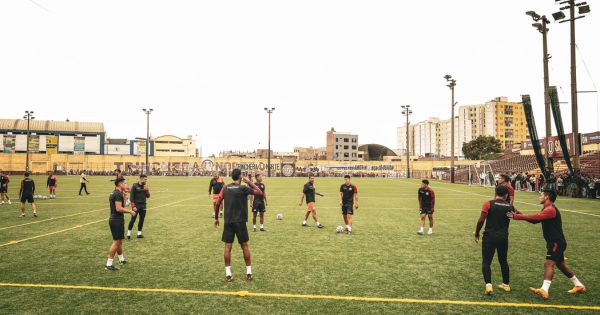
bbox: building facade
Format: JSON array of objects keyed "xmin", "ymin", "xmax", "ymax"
[
  {"xmin": 326, "ymin": 128, "xmax": 359, "ymax": 161},
  {"xmin": 153, "ymin": 135, "xmax": 197, "ymax": 157}
]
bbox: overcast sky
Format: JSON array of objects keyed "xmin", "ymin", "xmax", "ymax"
[{"xmin": 1, "ymin": 0, "xmax": 598, "ymax": 156}]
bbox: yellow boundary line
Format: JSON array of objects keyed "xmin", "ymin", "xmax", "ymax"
[
  {"xmin": 0, "ymin": 282, "xmax": 598, "ymax": 311},
  {"xmin": 0, "ymin": 197, "xmax": 200, "ymax": 248}
]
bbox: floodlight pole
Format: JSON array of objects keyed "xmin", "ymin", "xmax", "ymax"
[
  {"xmin": 143, "ymin": 108, "xmax": 153, "ymax": 175},
  {"xmin": 264, "ymin": 107, "xmax": 275, "ymax": 177},
  {"xmin": 24, "ymin": 111, "xmax": 34, "ymax": 172},
  {"xmin": 568, "ymin": 1, "xmax": 580, "ymax": 170},
  {"xmin": 445, "ymin": 75, "xmax": 457, "ymax": 183},
  {"xmin": 401, "ymin": 105, "xmax": 412, "ymax": 178}
]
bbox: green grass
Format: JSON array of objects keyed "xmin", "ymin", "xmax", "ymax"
[{"xmin": 0, "ymin": 176, "xmax": 599, "ymax": 314}]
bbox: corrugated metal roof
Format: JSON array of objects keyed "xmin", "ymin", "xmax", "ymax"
[{"xmin": 0, "ymin": 119, "xmax": 104, "ymax": 133}]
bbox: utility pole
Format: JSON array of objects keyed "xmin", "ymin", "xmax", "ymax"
[
  {"xmin": 264, "ymin": 107, "xmax": 275, "ymax": 177},
  {"xmin": 526, "ymin": 11, "xmax": 553, "ymax": 172},
  {"xmin": 143, "ymin": 108, "xmax": 153, "ymax": 175},
  {"xmin": 444, "ymin": 75, "xmax": 457, "ymax": 183},
  {"xmin": 23, "ymin": 111, "xmax": 35, "ymax": 172},
  {"xmin": 401, "ymin": 105, "xmax": 412, "ymax": 178},
  {"xmin": 552, "ymin": 0, "xmax": 591, "ymax": 170}
]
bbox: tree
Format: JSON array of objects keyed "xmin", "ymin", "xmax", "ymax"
[{"xmin": 462, "ymin": 136, "xmax": 502, "ymax": 160}]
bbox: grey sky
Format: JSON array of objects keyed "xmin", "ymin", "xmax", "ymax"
[{"xmin": 1, "ymin": 0, "xmax": 598, "ymax": 156}]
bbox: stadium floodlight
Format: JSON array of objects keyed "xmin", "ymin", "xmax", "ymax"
[
  {"xmin": 23, "ymin": 110, "xmax": 35, "ymax": 172},
  {"xmin": 401, "ymin": 105, "xmax": 412, "ymax": 178},
  {"xmin": 579, "ymin": 4, "xmax": 590, "ymax": 14},
  {"xmin": 444, "ymin": 75, "xmax": 457, "ymax": 183},
  {"xmin": 526, "ymin": 11, "xmax": 542, "ymax": 20},
  {"xmin": 552, "ymin": 11, "xmax": 566, "ymax": 21}
]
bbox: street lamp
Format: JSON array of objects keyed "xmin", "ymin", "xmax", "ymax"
[
  {"xmin": 264, "ymin": 107, "xmax": 275, "ymax": 177},
  {"xmin": 401, "ymin": 105, "xmax": 412, "ymax": 178},
  {"xmin": 526, "ymin": 10, "xmax": 553, "ymax": 172},
  {"xmin": 142, "ymin": 108, "xmax": 153, "ymax": 175},
  {"xmin": 444, "ymin": 75, "xmax": 457, "ymax": 183},
  {"xmin": 551, "ymin": 0, "xmax": 591, "ymax": 170},
  {"xmin": 23, "ymin": 111, "xmax": 35, "ymax": 172}
]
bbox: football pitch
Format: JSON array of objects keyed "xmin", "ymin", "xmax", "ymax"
[{"xmin": 0, "ymin": 176, "xmax": 599, "ymax": 314}]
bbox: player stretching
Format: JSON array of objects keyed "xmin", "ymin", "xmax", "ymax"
[
  {"xmin": 19, "ymin": 172, "xmax": 37, "ymax": 217},
  {"xmin": 214, "ymin": 169, "xmax": 263, "ymax": 282},
  {"xmin": 209, "ymin": 173, "xmax": 225, "ymax": 217},
  {"xmin": 509, "ymin": 190, "xmax": 586, "ymax": 299},
  {"xmin": 417, "ymin": 179, "xmax": 435, "ymax": 235},
  {"xmin": 299, "ymin": 175, "xmax": 325, "ymax": 228},
  {"xmin": 47, "ymin": 171, "xmax": 58, "ymax": 199},
  {"xmin": 474, "ymin": 185, "xmax": 515, "ymax": 296},
  {"xmin": 0, "ymin": 171, "xmax": 11, "ymax": 205},
  {"xmin": 127, "ymin": 174, "xmax": 150, "ymax": 239},
  {"xmin": 339, "ymin": 175, "xmax": 358, "ymax": 234},
  {"xmin": 105, "ymin": 177, "xmax": 137, "ymax": 271},
  {"xmin": 250, "ymin": 174, "xmax": 267, "ymax": 232},
  {"xmin": 497, "ymin": 174, "xmax": 515, "ymax": 205}
]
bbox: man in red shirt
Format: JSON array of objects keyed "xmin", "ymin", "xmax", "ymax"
[
  {"xmin": 47, "ymin": 171, "xmax": 58, "ymax": 199},
  {"xmin": 508, "ymin": 189, "xmax": 586, "ymax": 299},
  {"xmin": 497, "ymin": 174, "xmax": 515, "ymax": 205}
]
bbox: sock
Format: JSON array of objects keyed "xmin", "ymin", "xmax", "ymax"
[
  {"xmin": 419, "ymin": 227, "xmax": 424, "ymax": 232},
  {"xmin": 429, "ymin": 228, "xmax": 433, "ymax": 231},
  {"xmin": 315, "ymin": 221, "xmax": 320, "ymax": 226},
  {"xmin": 253, "ymin": 225, "xmax": 256, "ymax": 229},
  {"xmin": 570, "ymin": 276, "xmax": 584, "ymax": 287},
  {"xmin": 246, "ymin": 266, "xmax": 252, "ymax": 275},
  {"xmin": 127, "ymin": 230, "xmax": 132, "ymax": 236},
  {"xmin": 137, "ymin": 231, "xmax": 142, "ymax": 236},
  {"xmin": 303, "ymin": 220, "xmax": 307, "ymax": 225},
  {"xmin": 348, "ymin": 226, "xmax": 352, "ymax": 232},
  {"xmin": 542, "ymin": 280, "xmax": 552, "ymax": 292},
  {"xmin": 260, "ymin": 224, "xmax": 264, "ymax": 228},
  {"xmin": 225, "ymin": 266, "xmax": 232, "ymax": 277},
  {"xmin": 118, "ymin": 254, "xmax": 125, "ymax": 262},
  {"xmin": 106, "ymin": 258, "xmax": 113, "ymax": 266}
]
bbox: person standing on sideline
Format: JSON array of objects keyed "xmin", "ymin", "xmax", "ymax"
[
  {"xmin": 79, "ymin": 172, "xmax": 90, "ymax": 195},
  {"xmin": 105, "ymin": 177, "xmax": 137, "ymax": 271},
  {"xmin": 0, "ymin": 170, "xmax": 11, "ymax": 205},
  {"xmin": 47, "ymin": 171, "xmax": 58, "ymax": 199},
  {"xmin": 127, "ymin": 174, "xmax": 150, "ymax": 239}
]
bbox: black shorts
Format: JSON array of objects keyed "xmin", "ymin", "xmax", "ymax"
[
  {"xmin": 20, "ymin": 194, "xmax": 34, "ymax": 203},
  {"xmin": 420, "ymin": 208, "xmax": 433, "ymax": 215},
  {"xmin": 252, "ymin": 203, "xmax": 266, "ymax": 213},
  {"xmin": 342, "ymin": 204, "xmax": 354, "ymax": 215},
  {"xmin": 222, "ymin": 222, "xmax": 249, "ymax": 244},
  {"xmin": 109, "ymin": 219, "xmax": 125, "ymax": 241},
  {"xmin": 546, "ymin": 240, "xmax": 567, "ymax": 263},
  {"xmin": 0, "ymin": 186, "xmax": 7, "ymax": 193}
]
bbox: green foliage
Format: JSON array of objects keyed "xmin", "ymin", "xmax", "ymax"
[{"xmin": 462, "ymin": 136, "xmax": 503, "ymax": 160}]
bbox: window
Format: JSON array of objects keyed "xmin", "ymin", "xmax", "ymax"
[
  {"xmin": 352, "ymin": 146, "xmax": 357, "ymax": 150},
  {"xmin": 344, "ymin": 138, "xmax": 349, "ymax": 142},
  {"xmin": 344, "ymin": 145, "xmax": 349, "ymax": 149},
  {"xmin": 344, "ymin": 153, "xmax": 349, "ymax": 158},
  {"xmin": 335, "ymin": 145, "xmax": 338, "ymax": 149}
]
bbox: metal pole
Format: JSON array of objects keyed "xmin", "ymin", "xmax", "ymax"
[
  {"xmin": 146, "ymin": 111, "xmax": 150, "ymax": 175},
  {"xmin": 450, "ymin": 86, "xmax": 455, "ymax": 183},
  {"xmin": 542, "ymin": 17, "xmax": 553, "ymax": 172},
  {"xmin": 406, "ymin": 112, "xmax": 410, "ymax": 179},
  {"xmin": 268, "ymin": 111, "xmax": 271, "ymax": 177},
  {"xmin": 26, "ymin": 114, "xmax": 30, "ymax": 172},
  {"xmin": 569, "ymin": 0, "xmax": 580, "ymax": 170}
]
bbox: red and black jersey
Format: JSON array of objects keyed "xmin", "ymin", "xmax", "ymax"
[
  {"xmin": 20, "ymin": 178, "xmax": 35, "ymax": 195},
  {"xmin": 209, "ymin": 177, "xmax": 225, "ymax": 194},
  {"xmin": 303, "ymin": 182, "xmax": 316, "ymax": 204},
  {"xmin": 47, "ymin": 175, "xmax": 57, "ymax": 187},
  {"xmin": 0, "ymin": 175, "xmax": 9, "ymax": 186},
  {"xmin": 253, "ymin": 182, "xmax": 266, "ymax": 205},
  {"xmin": 116, "ymin": 172, "xmax": 124, "ymax": 180},
  {"xmin": 481, "ymin": 199, "xmax": 514, "ymax": 238},
  {"xmin": 340, "ymin": 184, "xmax": 357, "ymax": 205},
  {"xmin": 496, "ymin": 182, "xmax": 515, "ymax": 204},
  {"xmin": 418, "ymin": 187, "xmax": 435, "ymax": 210},
  {"xmin": 514, "ymin": 203, "xmax": 565, "ymax": 243}
]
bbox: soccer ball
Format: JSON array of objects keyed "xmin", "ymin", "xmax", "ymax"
[
  {"xmin": 276, "ymin": 213, "xmax": 283, "ymax": 220},
  {"xmin": 336, "ymin": 225, "xmax": 344, "ymax": 233},
  {"xmin": 42, "ymin": 196, "xmax": 48, "ymax": 200}
]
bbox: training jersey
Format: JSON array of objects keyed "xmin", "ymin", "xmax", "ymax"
[
  {"xmin": 109, "ymin": 189, "xmax": 125, "ymax": 220},
  {"xmin": 497, "ymin": 182, "xmax": 515, "ymax": 204},
  {"xmin": 253, "ymin": 182, "xmax": 266, "ymax": 206},
  {"xmin": 514, "ymin": 203, "xmax": 566, "ymax": 243},
  {"xmin": 20, "ymin": 178, "xmax": 35, "ymax": 195},
  {"xmin": 481, "ymin": 199, "xmax": 514, "ymax": 238},
  {"xmin": 340, "ymin": 184, "xmax": 358, "ymax": 205},
  {"xmin": 303, "ymin": 182, "xmax": 316, "ymax": 204},
  {"xmin": 219, "ymin": 184, "xmax": 256, "ymax": 223},
  {"xmin": 80, "ymin": 174, "xmax": 87, "ymax": 183},
  {"xmin": 47, "ymin": 175, "xmax": 57, "ymax": 187},
  {"xmin": 209, "ymin": 177, "xmax": 225, "ymax": 195},
  {"xmin": 0, "ymin": 175, "xmax": 8, "ymax": 187},
  {"xmin": 130, "ymin": 183, "xmax": 150, "ymax": 208},
  {"xmin": 418, "ymin": 187, "xmax": 435, "ymax": 210}
]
